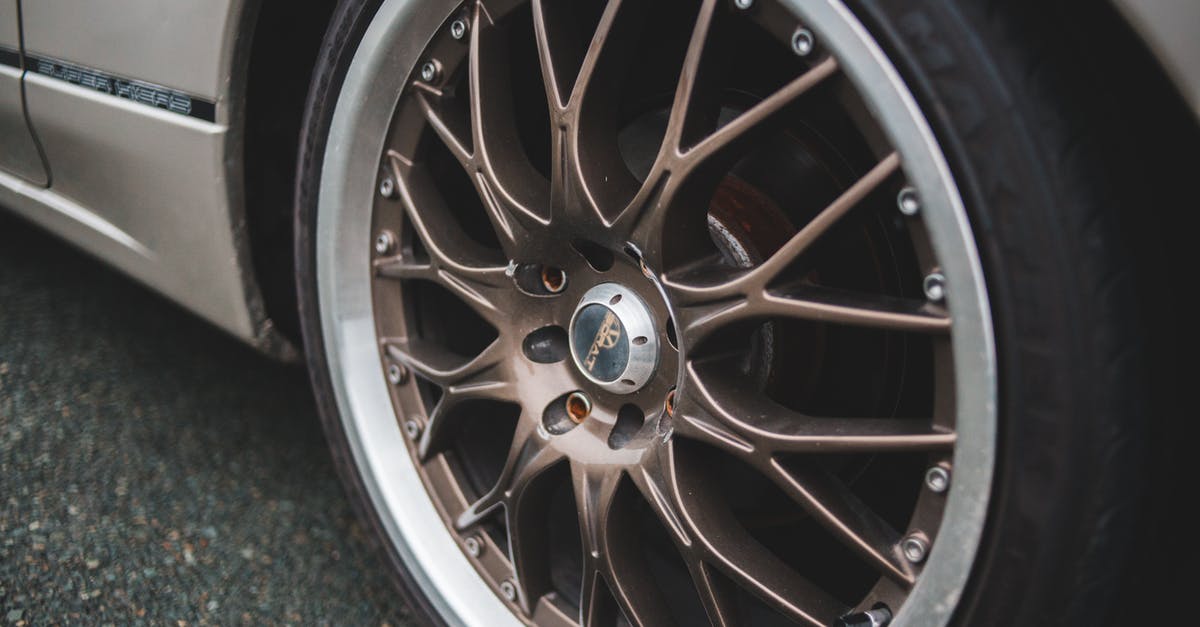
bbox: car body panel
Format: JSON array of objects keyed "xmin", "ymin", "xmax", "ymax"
[
  {"xmin": 0, "ymin": 0, "xmax": 1194, "ymax": 359},
  {"xmin": 19, "ymin": 75, "xmax": 255, "ymax": 339},
  {"xmin": 0, "ymin": 0, "xmax": 294, "ymax": 356},
  {"xmin": 20, "ymin": 0, "xmax": 236, "ymax": 103},
  {"xmin": 1114, "ymin": 0, "xmax": 1200, "ymax": 120},
  {"xmin": 0, "ymin": 1, "xmax": 48, "ymax": 184}
]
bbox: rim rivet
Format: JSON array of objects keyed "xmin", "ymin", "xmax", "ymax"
[
  {"xmin": 379, "ymin": 177, "xmax": 396, "ymax": 199},
  {"xmin": 404, "ymin": 419, "xmax": 421, "ymax": 439},
  {"xmin": 566, "ymin": 392, "xmax": 592, "ymax": 424},
  {"xmin": 375, "ymin": 230, "xmax": 396, "ymax": 255},
  {"xmin": 897, "ymin": 186, "xmax": 920, "ymax": 216},
  {"xmin": 925, "ymin": 466, "xmax": 951, "ymax": 493},
  {"xmin": 386, "ymin": 363, "xmax": 408, "ymax": 385},
  {"xmin": 541, "ymin": 266, "xmax": 567, "ymax": 293},
  {"xmin": 836, "ymin": 606, "xmax": 893, "ymax": 627},
  {"xmin": 450, "ymin": 19, "xmax": 468, "ymax": 40},
  {"xmin": 734, "ymin": 0, "xmax": 754, "ymax": 9},
  {"xmin": 464, "ymin": 535, "xmax": 482, "ymax": 557},
  {"xmin": 791, "ymin": 28, "xmax": 815, "ymax": 56},
  {"xmin": 420, "ymin": 61, "xmax": 440, "ymax": 83},
  {"xmin": 499, "ymin": 580, "xmax": 517, "ymax": 601},
  {"xmin": 923, "ymin": 272, "xmax": 946, "ymax": 302},
  {"xmin": 901, "ymin": 534, "xmax": 929, "ymax": 563}
]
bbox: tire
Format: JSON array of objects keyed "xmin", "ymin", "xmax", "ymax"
[
  {"xmin": 295, "ymin": 0, "xmax": 1146, "ymax": 625},
  {"xmin": 844, "ymin": 2, "xmax": 1145, "ymax": 625}
]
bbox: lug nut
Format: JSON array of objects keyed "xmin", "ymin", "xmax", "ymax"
[
  {"xmin": 791, "ymin": 28, "xmax": 815, "ymax": 56},
  {"xmin": 836, "ymin": 606, "xmax": 893, "ymax": 627},
  {"xmin": 404, "ymin": 419, "xmax": 421, "ymax": 440},
  {"xmin": 901, "ymin": 534, "xmax": 929, "ymax": 563},
  {"xmin": 499, "ymin": 579, "xmax": 517, "ymax": 601},
  {"xmin": 565, "ymin": 392, "xmax": 592, "ymax": 424},
  {"xmin": 379, "ymin": 176, "xmax": 396, "ymax": 199},
  {"xmin": 540, "ymin": 266, "xmax": 567, "ymax": 293},
  {"xmin": 925, "ymin": 465, "xmax": 951, "ymax": 493},
  {"xmin": 420, "ymin": 60, "xmax": 440, "ymax": 83},
  {"xmin": 734, "ymin": 0, "xmax": 754, "ymax": 9},
  {"xmin": 375, "ymin": 230, "xmax": 396, "ymax": 255},
  {"xmin": 923, "ymin": 272, "xmax": 946, "ymax": 302},
  {"xmin": 464, "ymin": 535, "xmax": 483, "ymax": 557},
  {"xmin": 450, "ymin": 19, "xmax": 468, "ymax": 40},
  {"xmin": 897, "ymin": 186, "xmax": 920, "ymax": 216},
  {"xmin": 386, "ymin": 363, "xmax": 408, "ymax": 385}
]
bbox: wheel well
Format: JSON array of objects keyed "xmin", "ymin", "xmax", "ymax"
[{"xmin": 243, "ymin": 0, "xmax": 339, "ymax": 342}]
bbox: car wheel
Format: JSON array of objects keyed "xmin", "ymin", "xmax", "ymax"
[{"xmin": 295, "ymin": 0, "xmax": 1143, "ymax": 625}]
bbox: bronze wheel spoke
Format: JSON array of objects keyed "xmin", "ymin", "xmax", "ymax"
[
  {"xmin": 414, "ymin": 6, "xmax": 552, "ymax": 256},
  {"xmin": 766, "ymin": 460, "xmax": 915, "ymax": 585},
  {"xmin": 684, "ymin": 359, "xmax": 954, "ymax": 455},
  {"xmin": 624, "ymin": 56, "xmax": 839, "ymax": 257},
  {"xmin": 672, "ymin": 279, "xmax": 948, "ymax": 348},
  {"xmin": 457, "ymin": 418, "xmax": 559, "ymax": 530},
  {"xmin": 685, "ymin": 559, "xmax": 741, "ymax": 627},
  {"xmin": 749, "ymin": 152, "xmax": 901, "ymax": 283},
  {"xmin": 571, "ymin": 463, "xmax": 675, "ymax": 627},
  {"xmin": 461, "ymin": 417, "xmax": 566, "ymax": 613},
  {"xmin": 382, "ymin": 338, "xmax": 514, "ymax": 460},
  {"xmin": 763, "ymin": 283, "xmax": 950, "ymax": 334},
  {"xmin": 563, "ymin": 0, "xmax": 649, "ymax": 225},
  {"xmin": 681, "ymin": 57, "xmax": 838, "ymax": 178},
  {"xmin": 673, "ymin": 471, "xmax": 844, "ymax": 627}
]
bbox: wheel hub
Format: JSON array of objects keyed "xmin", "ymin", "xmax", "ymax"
[{"xmin": 568, "ymin": 283, "xmax": 660, "ymax": 393}]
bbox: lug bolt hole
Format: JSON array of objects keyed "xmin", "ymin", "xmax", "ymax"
[
  {"xmin": 566, "ymin": 392, "xmax": 592, "ymax": 424},
  {"xmin": 540, "ymin": 266, "xmax": 567, "ymax": 293}
]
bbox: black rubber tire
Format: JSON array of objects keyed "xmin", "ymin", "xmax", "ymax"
[
  {"xmin": 846, "ymin": 0, "xmax": 1147, "ymax": 625},
  {"xmin": 294, "ymin": 0, "xmax": 1149, "ymax": 625}
]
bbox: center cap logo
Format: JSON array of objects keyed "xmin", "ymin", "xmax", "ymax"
[
  {"xmin": 571, "ymin": 305, "xmax": 630, "ymax": 383},
  {"xmin": 569, "ymin": 283, "xmax": 660, "ymax": 393}
]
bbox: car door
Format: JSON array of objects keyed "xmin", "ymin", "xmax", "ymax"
[{"xmin": 0, "ymin": 0, "xmax": 49, "ymax": 185}]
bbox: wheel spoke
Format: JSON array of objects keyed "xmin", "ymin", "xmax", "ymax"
[
  {"xmin": 767, "ymin": 460, "xmax": 915, "ymax": 584},
  {"xmin": 763, "ymin": 283, "xmax": 950, "ymax": 334},
  {"xmin": 564, "ymin": 0, "xmax": 648, "ymax": 224},
  {"xmin": 683, "ymin": 359, "xmax": 954, "ymax": 455},
  {"xmin": 624, "ymin": 57, "xmax": 839, "ymax": 256},
  {"xmin": 413, "ymin": 6, "xmax": 551, "ymax": 256},
  {"xmin": 382, "ymin": 338, "xmax": 514, "ymax": 460},
  {"xmin": 672, "ymin": 454, "xmax": 844, "ymax": 626},
  {"xmin": 683, "ymin": 57, "xmax": 839, "ymax": 176},
  {"xmin": 467, "ymin": 425, "xmax": 566, "ymax": 614},
  {"xmin": 457, "ymin": 418, "xmax": 559, "ymax": 530},
  {"xmin": 571, "ymin": 463, "xmax": 675, "ymax": 627},
  {"xmin": 750, "ymin": 152, "xmax": 901, "ymax": 284}
]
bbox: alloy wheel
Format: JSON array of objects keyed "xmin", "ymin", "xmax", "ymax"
[{"xmin": 320, "ymin": 0, "xmax": 997, "ymax": 624}]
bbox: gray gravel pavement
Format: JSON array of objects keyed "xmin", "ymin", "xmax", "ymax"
[{"xmin": 0, "ymin": 213, "xmax": 413, "ymax": 625}]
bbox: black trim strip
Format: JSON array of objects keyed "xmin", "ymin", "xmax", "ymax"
[
  {"xmin": 0, "ymin": 45, "xmax": 216, "ymax": 123},
  {"xmin": 0, "ymin": 46, "xmax": 19, "ymax": 69}
]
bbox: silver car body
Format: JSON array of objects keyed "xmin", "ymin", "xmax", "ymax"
[{"xmin": 0, "ymin": 0, "xmax": 1196, "ymax": 356}]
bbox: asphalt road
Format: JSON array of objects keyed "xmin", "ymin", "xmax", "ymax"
[{"xmin": 0, "ymin": 212, "xmax": 412, "ymax": 625}]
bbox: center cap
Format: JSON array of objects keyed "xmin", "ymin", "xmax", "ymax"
[{"xmin": 569, "ymin": 283, "xmax": 659, "ymax": 393}]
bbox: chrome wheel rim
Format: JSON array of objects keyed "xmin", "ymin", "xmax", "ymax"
[{"xmin": 316, "ymin": 0, "xmax": 996, "ymax": 624}]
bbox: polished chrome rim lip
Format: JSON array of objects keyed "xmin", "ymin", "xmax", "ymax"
[
  {"xmin": 316, "ymin": 0, "xmax": 522, "ymax": 625},
  {"xmin": 317, "ymin": 1, "xmax": 996, "ymax": 626}
]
